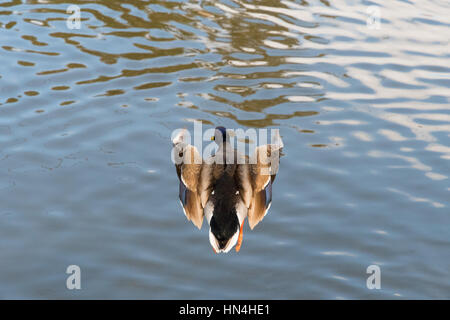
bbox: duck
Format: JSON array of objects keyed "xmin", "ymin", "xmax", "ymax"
[{"xmin": 172, "ymin": 126, "xmax": 283, "ymax": 253}]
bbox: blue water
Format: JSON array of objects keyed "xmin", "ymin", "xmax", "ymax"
[{"xmin": 0, "ymin": 0, "xmax": 449, "ymax": 299}]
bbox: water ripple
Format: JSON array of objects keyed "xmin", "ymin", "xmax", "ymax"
[{"xmin": 0, "ymin": 0, "xmax": 448, "ymax": 299}]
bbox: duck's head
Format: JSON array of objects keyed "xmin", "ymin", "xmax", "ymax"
[{"xmin": 211, "ymin": 126, "xmax": 228, "ymax": 144}]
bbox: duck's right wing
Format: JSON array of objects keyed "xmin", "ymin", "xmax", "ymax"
[
  {"xmin": 238, "ymin": 130, "xmax": 283, "ymax": 229},
  {"xmin": 172, "ymin": 129, "xmax": 210, "ymax": 229}
]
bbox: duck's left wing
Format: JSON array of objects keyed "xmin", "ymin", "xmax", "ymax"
[{"xmin": 172, "ymin": 129, "xmax": 206, "ymax": 229}]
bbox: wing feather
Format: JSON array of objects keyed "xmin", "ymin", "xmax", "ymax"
[
  {"xmin": 172, "ymin": 129, "xmax": 211, "ymax": 229},
  {"xmin": 243, "ymin": 131, "xmax": 283, "ymax": 229}
]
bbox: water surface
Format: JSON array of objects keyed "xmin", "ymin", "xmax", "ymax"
[{"xmin": 0, "ymin": 0, "xmax": 449, "ymax": 299}]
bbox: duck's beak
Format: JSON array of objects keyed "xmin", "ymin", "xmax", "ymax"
[{"xmin": 235, "ymin": 217, "xmax": 245, "ymax": 252}]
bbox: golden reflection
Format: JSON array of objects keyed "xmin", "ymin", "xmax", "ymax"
[
  {"xmin": 60, "ymin": 100, "xmax": 76, "ymax": 106},
  {"xmin": 180, "ymin": 0, "xmax": 321, "ymax": 127},
  {"xmin": 3, "ymin": 45, "xmax": 59, "ymax": 56},
  {"xmin": 22, "ymin": 35, "xmax": 48, "ymax": 46},
  {"xmin": 1, "ymin": 0, "xmax": 446, "ymax": 155},
  {"xmin": 133, "ymin": 82, "xmax": 171, "ymax": 90},
  {"xmin": 18, "ymin": 60, "xmax": 35, "ymax": 67},
  {"xmin": 95, "ymin": 89, "xmax": 125, "ymax": 97},
  {"xmin": 24, "ymin": 91, "xmax": 39, "ymax": 96},
  {"xmin": 37, "ymin": 68, "xmax": 69, "ymax": 76},
  {"xmin": 51, "ymin": 86, "xmax": 70, "ymax": 91},
  {"xmin": 6, "ymin": 98, "xmax": 18, "ymax": 104}
]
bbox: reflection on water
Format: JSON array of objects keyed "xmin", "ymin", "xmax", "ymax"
[{"xmin": 0, "ymin": 0, "xmax": 449, "ymax": 298}]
